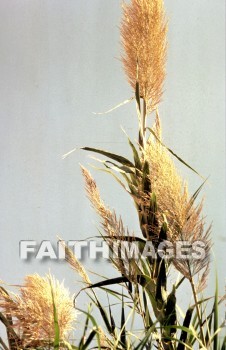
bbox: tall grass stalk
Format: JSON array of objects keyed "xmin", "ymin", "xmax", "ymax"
[{"xmin": 0, "ymin": 1, "xmax": 225, "ymax": 349}]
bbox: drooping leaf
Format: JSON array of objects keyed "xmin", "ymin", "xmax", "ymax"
[
  {"xmin": 102, "ymin": 235, "xmax": 146, "ymax": 244},
  {"xmin": 102, "ymin": 235, "xmax": 146, "ymax": 255},
  {"xmin": 86, "ymin": 276, "xmax": 129, "ymax": 290},
  {"xmin": 147, "ymin": 127, "xmax": 204, "ymax": 179},
  {"xmin": 81, "ymin": 147, "xmax": 134, "ymax": 168}
]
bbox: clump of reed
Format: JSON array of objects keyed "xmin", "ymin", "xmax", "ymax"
[
  {"xmin": 0, "ymin": 274, "xmax": 76, "ymax": 349},
  {"xmin": 0, "ymin": 0, "xmax": 225, "ymax": 349}
]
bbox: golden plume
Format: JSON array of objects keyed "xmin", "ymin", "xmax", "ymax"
[
  {"xmin": 0, "ymin": 273, "xmax": 76, "ymax": 347},
  {"xmin": 121, "ymin": 0, "xmax": 168, "ymax": 110},
  {"xmin": 81, "ymin": 166, "xmax": 139, "ymax": 281},
  {"xmin": 145, "ymin": 115, "xmax": 189, "ymax": 239},
  {"xmin": 144, "ymin": 114, "xmax": 211, "ymax": 282},
  {"xmin": 81, "ymin": 166, "xmax": 126, "ymax": 240}
]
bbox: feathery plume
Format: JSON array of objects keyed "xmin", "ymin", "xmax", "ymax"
[
  {"xmin": 121, "ymin": 0, "xmax": 168, "ymax": 110},
  {"xmin": 145, "ymin": 115, "xmax": 189, "ymax": 240},
  {"xmin": 81, "ymin": 166, "xmax": 126, "ymax": 240},
  {"xmin": 0, "ymin": 273, "xmax": 76, "ymax": 347},
  {"xmin": 144, "ymin": 115, "xmax": 211, "ymax": 281},
  {"xmin": 59, "ymin": 239, "xmax": 91, "ymax": 285},
  {"xmin": 81, "ymin": 166, "xmax": 139, "ymax": 281}
]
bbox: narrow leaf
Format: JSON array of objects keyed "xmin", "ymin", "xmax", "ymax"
[
  {"xmin": 93, "ymin": 96, "xmax": 134, "ymax": 115},
  {"xmin": 135, "ymin": 81, "xmax": 141, "ymax": 113},
  {"xmin": 107, "ymin": 299, "xmax": 116, "ymax": 333},
  {"xmin": 155, "ymin": 259, "xmax": 166, "ymax": 306},
  {"xmin": 120, "ymin": 297, "xmax": 126, "ymax": 347},
  {"xmin": 142, "ymin": 160, "xmax": 151, "ymax": 194},
  {"xmin": 87, "ymin": 276, "xmax": 129, "ymax": 290},
  {"xmin": 76, "ymin": 308, "xmax": 101, "ymax": 349},
  {"xmin": 50, "ymin": 281, "xmax": 60, "ymax": 349},
  {"xmin": 79, "ymin": 305, "xmax": 91, "ymax": 348},
  {"xmin": 82, "ymin": 147, "xmax": 134, "ymax": 168},
  {"xmin": 164, "ymin": 287, "xmax": 177, "ymax": 335},
  {"xmin": 95, "ymin": 299, "xmax": 112, "ymax": 334},
  {"xmin": 147, "ymin": 127, "xmax": 204, "ymax": 179},
  {"xmin": 127, "ymin": 136, "xmax": 142, "ymax": 171},
  {"xmin": 81, "ymin": 329, "xmax": 97, "ymax": 350},
  {"xmin": 190, "ymin": 177, "xmax": 208, "ymax": 203},
  {"xmin": 177, "ymin": 306, "xmax": 194, "ymax": 350}
]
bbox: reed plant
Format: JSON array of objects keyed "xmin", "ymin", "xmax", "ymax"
[{"xmin": 0, "ymin": 0, "xmax": 225, "ymax": 349}]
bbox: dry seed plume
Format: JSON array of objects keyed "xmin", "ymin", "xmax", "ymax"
[
  {"xmin": 81, "ymin": 166, "xmax": 139, "ymax": 281},
  {"xmin": 81, "ymin": 166, "xmax": 126, "ymax": 240},
  {"xmin": 0, "ymin": 274, "xmax": 76, "ymax": 347},
  {"xmin": 144, "ymin": 115, "xmax": 211, "ymax": 283},
  {"xmin": 59, "ymin": 239, "xmax": 91, "ymax": 285},
  {"xmin": 145, "ymin": 115, "xmax": 190, "ymax": 240},
  {"xmin": 121, "ymin": 0, "xmax": 168, "ymax": 110}
]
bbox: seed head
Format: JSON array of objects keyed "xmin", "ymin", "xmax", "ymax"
[
  {"xmin": 121, "ymin": 0, "xmax": 168, "ymax": 110},
  {"xmin": 0, "ymin": 273, "xmax": 76, "ymax": 347}
]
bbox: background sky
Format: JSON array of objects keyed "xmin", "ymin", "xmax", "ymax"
[{"xmin": 0, "ymin": 0, "xmax": 225, "ymax": 342}]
